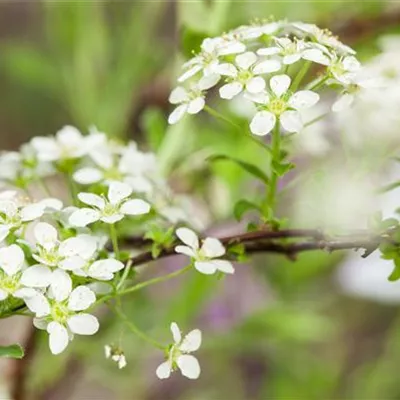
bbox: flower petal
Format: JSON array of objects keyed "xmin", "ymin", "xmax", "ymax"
[
  {"xmin": 257, "ymin": 46, "xmax": 280, "ymax": 56},
  {"xmin": 169, "ymin": 87, "xmax": 189, "ymax": 104},
  {"xmin": 215, "ymin": 63, "xmax": 237, "ymax": 77},
  {"xmin": 69, "ymin": 208, "xmax": 100, "ymax": 227},
  {"xmin": 177, "ymin": 355, "xmax": 201, "ymax": 379},
  {"xmin": 0, "ymin": 244, "xmax": 24, "ymax": 276},
  {"xmin": 246, "ymin": 76, "xmax": 266, "ymax": 94},
  {"xmin": 78, "ymin": 193, "xmax": 105, "ymax": 209},
  {"xmin": 0, "ymin": 289, "xmax": 7, "ymax": 301},
  {"xmin": 302, "ymin": 49, "xmax": 330, "ymax": 65},
  {"xmin": 120, "ymin": 199, "xmax": 151, "ymax": 216},
  {"xmin": 174, "ymin": 245, "xmax": 196, "ymax": 257},
  {"xmin": 332, "ymin": 93, "xmax": 354, "ymax": 112},
  {"xmin": 187, "ymin": 97, "xmax": 205, "ymax": 114},
  {"xmin": 67, "ymin": 314, "xmax": 99, "ymax": 335},
  {"xmin": 283, "ymin": 53, "xmax": 302, "ymax": 65},
  {"xmin": 201, "ymin": 238, "xmax": 225, "ymax": 258},
  {"xmin": 219, "ymin": 82, "xmax": 243, "ymax": 100},
  {"xmin": 68, "ymin": 286, "xmax": 96, "ymax": 311},
  {"xmin": 108, "ymin": 182, "xmax": 132, "ymax": 205},
  {"xmin": 170, "ymin": 322, "xmax": 182, "ymax": 343},
  {"xmin": 194, "ymin": 261, "xmax": 217, "ymax": 275},
  {"xmin": 156, "ymin": 361, "xmax": 172, "ymax": 379},
  {"xmin": 176, "ymin": 228, "xmax": 199, "ymax": 250},
  {"xmin": 270, "ymin": 74, "xmax": 291, "ymax": 97},
  {"xmin": 20, "ymin": 203, "xmax": 44, "ymax": 222},
  {"xmin": 213, "ymin": 260, "xmax": 235, "ymax": 274},
  {"xmin": 235, "ymin": 51, "xmax": 257, "ymax": 70},
  {"xmin": 180, "ymin": 329, "xmax": 201, "ymax": 352},
  {"xmin": 88, "ymin": 259, "xmax": 124, "ymax": 280},
  {"xmin": 50, "ymin": 269, "xmax": 72, "ymax": 302},
  {"xmin": 280, "ymin": 110, "xmax": 303, "ymax": 133},
  {"xmin": 168, "ymin": 104, "xmax": 188, "ymax": 124},
  {"xmin": 253, "ymin": 59, "xmax": 281, "ymax": 74},
  {"xmin": 198, "ymin": 73, "xmax": 220, "ymax": 90},
  {"xmin": 34, "ymin": 222, "xmax": 58, "ymax": 250},
  {"xmin": 178, "ymin": 65, "xmax": 202, "ymax": 82},
  {"xmin": 100, "ymin": 214, "xmax": 124, "ymax": 224},
  {"xmin": 20, "ymin": 265, "xmax": 52, "ymax": 288},
  {"xmin": 73, "ymin": 168, "xmax": 104, "ymax": 185},
  {"xmin": 288, "ymin": 90, "xmax": 319, "ymax": 110},
  {"xmin": 59, "ymin": 234, "xmax": 97, "ymax": 260},
  {"xmin": 47, "ymin": 321, "xmax": 69, "ymax": 355},
  {"xmin": 250, "ymin": 111, "xmax": 276, "ymax": 136},
  {"xmin": 24, "ymin": 292, "xmax": 50, "ymax": 317}
]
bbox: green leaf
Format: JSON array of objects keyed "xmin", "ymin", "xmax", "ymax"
[
  {"xmin": 0, "ymin": 344, "xmax": 24, "ymax": 359},
  {"xmin": 271, "ymin": 160, "xmax": 295, "ymax": 177},
  {"xmin": 234, "ymin": 199, "xmax": 260, "ymax": 221},
  {"xmin": 388, "ymin": 257, "xmax": 400, "ymax": 281},
  {"xmin": 209, "ymin": 154, "xmax": 269, "ymax": 184}
]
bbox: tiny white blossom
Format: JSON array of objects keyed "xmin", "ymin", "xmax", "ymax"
[
  {"xmin": 178, "ymin": 36, "xmax": 245, "ymax": 83},
  {"xmin": 0, "ymin": 198, "xmax": 62, "ymax": 243},
  {"xmin": 69, "ymin": 182, "xmax": 151, "ymax": 227},
  {"xmin": 105, "ymin": 344, "xmax": 127, "ymax": 369},
  {"xmin": 0, "ymin": 244, "xmax": 52, "ymax": 301},
  {"xmin": 29, "ymin": 269, "xmax": 98, "ymax": 355},
  {"xmin": 258, "ymin": 37, "xmax": 307, "ymax": 65},
  {"xmin": 217, "ymin": 51, "xmax": 280, "ymax": 100},
  {"xmin": 156, "ymin": 322, "xmax": 201, "ymax": 380},
  {"xmin": 175, "ymin": 228, "xmax": 234, "ymax": 275},
  {"xmin": 230, "ymin": 22, "xmax": 282, "ymax": 41},
  {"xmin": 247, "ymin": 74, "xmax": 320, "ymax": 136},
  {"xmin": 32, "ymin": 222, "xmax": 97, "ymax": 271},
  {"xmin": 31, "ymin": 126, "xmax": 87, "ymax": 162}
]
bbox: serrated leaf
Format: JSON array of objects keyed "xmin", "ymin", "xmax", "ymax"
[
  {"xmin": 233, "ymin": 200, "xmax": 260, "ymax": 221},
  {"xmin": 0, "ymin": 344, "xmax": 24, "ymax": 359},
  {"xmin": 209, "ymin": 154, "xmax": 269, "ymax": 184}
]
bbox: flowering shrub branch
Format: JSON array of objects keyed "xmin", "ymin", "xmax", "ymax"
[{"xmin": 0, "ymin": 18, "xmax": 398, "ymax": 384}]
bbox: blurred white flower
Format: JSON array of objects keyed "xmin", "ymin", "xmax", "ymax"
[
  {"xmin": 156, "ymin": 322, "xmax": 201, "ymax": 380},
  {"xmin": 30, "ymin": 269, "xmax": 98, "ymax": 355},
  {"xmin": 69, "ymin": 182, "xmax": 151, "ymax": 227},
  {"xmin": 175, "ymin": 227, "xmax": 234, "ymax": 275},
  {"xmin": 31, "ymin": 125, "xmax": 87, "ymax": 162},
  {"xmin": 248, "ymin": 74, "xmax": 319, "ymax": 136},
  {"xmin": 104, "ymin": 344, "xmax": 127, "ymax": 369}
]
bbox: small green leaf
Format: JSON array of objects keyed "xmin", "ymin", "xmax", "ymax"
[
  {"xmin": 388, "ymin": 258, "xmax": 400, "ymax": 281},
  {"xmin": 233, "ymin": 200, "xmax": 260, "ymax": 221},
  {"xmin": 0, "ymin": 344, "xmax": 24, "ymax": 359},
  {"xmin": 271, "ymin": 160, "xmax": 295, "ymax": 177},
  {"xmin": 209, "ymin": 154, "xmax": 269, "ymax": 184}
]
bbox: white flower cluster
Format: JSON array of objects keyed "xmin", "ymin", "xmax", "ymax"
[{"xmin": 169, "ymin": 20, "xmax": 371, "ymax": 136}]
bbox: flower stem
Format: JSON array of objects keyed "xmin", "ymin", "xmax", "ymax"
[
  {"xmin": 117, "ymin": 259, "xmax": 132, "ymax": 291},
  {"xmin": 110, "ymin": 303, "xmax": 165, "ymax": 350},
  {"xmin": 109, "ymin": 224, "xmax": 120, "ymax": 260},
  {"xmin": 95, "ymin": 265, "xmax": 192, "ymax": 307},
  {"xmin": 306, "ymin": 74, "xmax": 329, "ymax": 91},
  {"xmin": 65, "ymin": 172, "xmax": 78, "ymax": 205},
  {"xmin": 291, "ymin": 61, "xmax": 311, "ymax": 92}
]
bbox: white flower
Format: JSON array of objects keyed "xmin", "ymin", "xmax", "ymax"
[
  {"xmin": 168, "ymin": 81, "xmax": 214, "ymax": 125},
  {"xmin": 0, "ymin": 198, "xmax": 62, "ymax": 243},
  {"xmin": 178, "ymin": 36, "xmax": 245, "ymax": 83},
  {"xmin": 258, "ymin": 37, "xmax": 307, "ymax": 65},
  {"xmin": 328, "ymin": 55, "xmax": 361, "ymax": 85},
  {"xmin": 105, "ymin": 345, "xmax": 127, "ymax": 369},
  {"xmin": 31, "ymin": 126, "xmax": 87, "ymax": 162},
  {"xmin": 29, "ymin": 269, "xmax": 98, "ymax": 355},
  {"xmin": 247, "ymin": 74, "xmax": 320, "ymax": 136},
  {"xmin": 73, "ymin": 258, "xmax": 124, "ymax": 281},
  {"xmin": 175, "ymin": 228, "xmax": 234, "ymax": 275},
  {"xmin": 230, "ymin": 22, "xmax": 282, "ymax": 41},
  {"xmin": 69, "ymin": 182, "xmax": 151, "ymax": 227},
  {"xmin": 156, "ymin": 322, "xmax": 201, "ymax": 380},
  {"xmin": 32, "ymin": 222, "xmax": 97, "ymax": 270},
  {"xmin": 217, "ymin": 51, "xmax": 280, "ymax": 100},
  {"xmin": 0, "ymin": 244, "xmax": 52, "ymax": 301}
]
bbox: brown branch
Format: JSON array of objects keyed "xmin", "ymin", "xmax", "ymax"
[{"xmin": 127, "ymin": 228, "xmax": 388, "ymax": 268}]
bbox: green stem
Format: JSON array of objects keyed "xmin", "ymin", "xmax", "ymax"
[
  {"xmin": 95, "ymin": 265, "xmax": 192, "ymax": 307},
  {"xmin": 117, "ymin": 259, "xmax": 132, "ymax": 290},
  {"xmin": 304, "ymin": 112, "xmax": 329, "ymax": 128},
  {"xmin": 266, "ymin": 121, "xmax": 281, "ymax": 210},
  {"xmin": 306, "ymin": 74, "xmax": 329, "ymax": 91},
  {"xmin": 110, "ymin": 303, "xmax": 165, "ymax": 350},
  {"xmin": 65, "ymin": 172, "xmax": 78, "ymax": 205},
  {"xmin": 109, "ymin": 224, "xmax": 120, "ymax": 260},
  {"xmin": 291, "ymin": 61, "xmax": 311, "ymax": 92}
]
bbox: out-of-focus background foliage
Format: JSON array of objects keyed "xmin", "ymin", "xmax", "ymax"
[{"xmin": 2, "ymin": 1, "xmax": 400, "ymax": 399}]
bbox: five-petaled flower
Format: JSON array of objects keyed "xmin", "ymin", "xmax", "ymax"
[
  {"xmin": 29, "ymin": 269, "xmax": 99, "ymax": 355},
  {"xmin": 248, "ymin": 74, "xmax": 320, "ymax": 136},
  {"xmin": 156, "ymin": 322, "xmax": 202, "ymax": 380},
  {"xmin": 69, "ymin": 182, "xmax": 151, "ymax": 227},
  {"xmin": 175, "ymin": 227, "xmax": 234, "ymax": 275}
]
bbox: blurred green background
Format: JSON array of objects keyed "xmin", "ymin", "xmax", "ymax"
[{"xmin": 1, "ymin": 1, "xmax": 400, "ymax": 399}]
